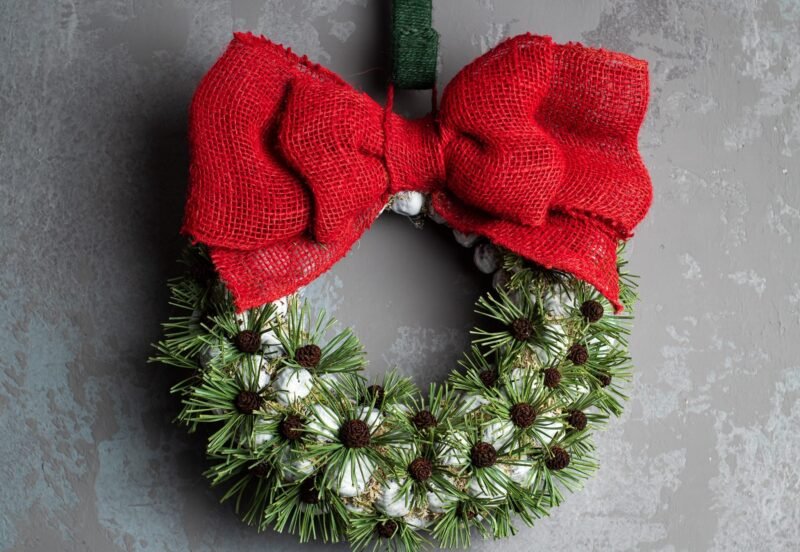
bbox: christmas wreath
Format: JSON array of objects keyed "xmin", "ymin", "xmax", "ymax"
[{"xmin": 153, "ymin": 4, "xmax": 651, "ymax": 550}]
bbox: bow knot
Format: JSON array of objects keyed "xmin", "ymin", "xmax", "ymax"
[
  {"xmin": 277, "ymin": 78, "xmax": 445, "ymax": 244},
  {"xmin": 384, "ymin": 112, "xmax": 445, "ymax": 197},
  {"xmin": 184, "ymin": 32, "xmax": 651, "ymax": 312}
]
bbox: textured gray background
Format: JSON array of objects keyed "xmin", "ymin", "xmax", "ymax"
[{"xmin": 1, "ymin": 0, "xmax": 799, "ymax": 550}]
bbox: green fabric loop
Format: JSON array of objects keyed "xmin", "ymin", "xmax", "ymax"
[{"xmin": 391, "ymin": 0, "xmax": 439, "ymax": 89}]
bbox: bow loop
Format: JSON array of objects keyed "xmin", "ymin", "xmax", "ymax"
[
  {"xmin": 277, "ymin": 78, "xmax": 386, "ymax": 244},
  {"xmin": 543, "ymin": 43, "xmax": 652, "ymax": 237},
  {"xmin": 437, "ymin": 35, "xmax": 563, "ymax": 228},
  {"xmin": 184, "ymin": 36, "xmax": 315, "ymax": 250}
]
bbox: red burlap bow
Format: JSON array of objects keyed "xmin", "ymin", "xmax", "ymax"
[{"xmin": 184, "ymin": 33, "xmax": 651, "ymax": 312}]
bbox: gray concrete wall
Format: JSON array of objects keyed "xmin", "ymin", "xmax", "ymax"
[{"xmin": 1, "ymin": 1, "xmax": 799, "ymax": 550}]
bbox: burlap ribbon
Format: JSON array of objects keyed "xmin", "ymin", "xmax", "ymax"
[{"xmin": 184, "ymin": 33, "xmax": 651, "ymax": 312}]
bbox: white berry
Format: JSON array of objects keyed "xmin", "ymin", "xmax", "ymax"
[
  {"xmin": 272, "ymin": 367, "xmax": 314, "ymax": 405},
  {"xmin": 197, "ymin": 345, "xmax": 220, "ymax": 370},
  {"xmin": 473, "ymin": 243, "xmax": 500, "ymax": 273},
  {"xmin": 317, "ymin": 372, "xmax": 340, "ymax": 391},
  {"xmin": 507, "ymin": 367, "xmax": 536, "ymax": 394},
  {"xmin": 386, "ymin": 402, "xmax": 411, "ymax": 417},
  {"xmin": 233, "ymin": 354, "xmax": 271, "ymax": 390},
  {"xmin": 468, "ymin": 476, "xmax": 507, "ymax": 499},
  {"xmin": 272, "ymin": 295, "xmax": 290, "ymax": 318},
  {"xmin": 537, "ymin": 414, "xmax": 565, "ymax": 444},
  {"xmin": 253, "ymin": 429, "xmax": 275, "ymax": 447},
  {"xmin": 459, "ymin": 392, "xmax": 489, "ymax": 414},
  {"xmin": 528, "ymin": 323, "xmax": 567, "ymax": 366},
  {"xmin": 404, "ymin": 514, "xmax": 430, "ymax": 529},
  {"xmin": 279, "ymin": 449, "xmax": 316, "ymax": 482},
  {"xmin": 504, "ymin": 461, "xmax": 533, "ymax": 486},
  {"xmin": 543, "ymin": 288, "xmax": 572, "ymax": 318},
  {"xmin": 374, "ymin": 479, "xmax": 412, "ymax": 517},
  {"xmin": 435, "ymin": 431, "xmax": 470, "ymax": 467},
  {"xmin": 426, "ymin": 482, "xmax": 458, "ymax": 513},
  {"xmin": 234, "ymin": 311, "xmax": 249, "ymax": 331},
  {"xmin": 492, "ymin": 269, "xmax": 511, "ymax": 290},
  {"xmin": 356, "ymin": 406, "xmax": 384, "ymax": 432},
  {"xmin": 390, "ymin": 191, "xmax": 426, "ymax": 216},
  {"xmin": 307, "ymin": 404, "xmax": 340, "ymax": 441},
  {"xmin": 334, "ymin": 455, "xmax": 375, "ymax": 497},
  {"xmin": 257, "ymin": 365, "xmax": 271, "ymax": 390},
  {"xmin": 260, "ymin": 329, "xmax": 284, "ymax": 358},
  {"xmin": 453, "ymin": 230, "xmax": 479, "ymax": 247},
  {"xmin": 345, "ymin": 503, "xmax": 366, "ymax": 514},
  {"xmin": 481, "ymin": 420, "xmax": 515, "ymax": 450}
]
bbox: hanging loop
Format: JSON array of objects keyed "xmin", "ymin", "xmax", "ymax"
[{"xmin": 391, "ymin": 0, "xmax": 439, "ymax": 89}]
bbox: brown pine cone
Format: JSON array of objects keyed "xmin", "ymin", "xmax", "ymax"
[
  {"xmin": 479, "ymin": 369, "xmax": 498, "ymax": 388},
  {"xmin": 295, "ymin": 344, "xmax": 322, "ymax": 368},
  {"xmin": 280, "ymin": 414, "xmax": 305, "ymax": 441},
  {"xmin": 567, "ymin": 410, "xmax": 587, "ymax": 431},
  {"xmin": 235, "ymin": 390, "xmax": 262, "ymax": 414},
  {"xmin": 233, "ymin": 330, "xmax": 261, "ymax": 354},
  {"xmin": 188, "ymin": 258, "xmax": 217, "ymax": 288},
  {"xmin": 339, "ymin": 419, "xmax": 370, "ymax": 448},
  {"xmin": 457, "ymin": 503, "xmax": 477, "ymax": 519},
  {"xmin": 364, "ymin": 384, "xmax": 385, "ymax": 408},
  {"xmin": 471, "ymin": 442, "xmax": 497, "ymax": 468},
  {"xmin": 567, "ymin": 343, "xmax": 589, "ymax": 365},
  {"xmin": 580, "ymin": 300, "xmax": 604, "ymax": 322},
  {"xmin": 376, "ymin": 520, "xmax": 398, "ymax": 538},
  {"xmin": 199, "ymin": 310, "xmax": 216, "ymax": 329},
  {"xmin": 299, "ymin": 477, "xmax": 320, "ymax": 504},
  {"xmin": 509, "ymin": 317, "xmax": 534, "ymax": 341},
  {"xmin": 248, "ymin": 461, "xmax": 270, "ymax": 478},
  {"xmin": 411, "ymin": 409, "xmax": 437, "ymax": 430},
  {"xmin": 510, "ymin": 402, "xmax": 536, "ymax": 428},
  {"xmin": 207, "ymin": 282, "xmax": 229, "ymax": 311},
  {"xmin": 408, "ymin": 457, "xmax": 433, "ymax": 482},
  {"xmin": 598, "ymin": 372, "xmax": 612, "ymax": 387},
  {"xmin": 545, "ymin": 446, "xmax": 570, "ymax": 471},
  {"xmin": 543, "ymin": 367, "xmax": 562, "ymax": 388}
]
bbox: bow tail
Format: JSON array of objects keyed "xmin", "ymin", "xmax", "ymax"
[
  {"xmin": 433, "ymin": 193, "xmax": 623, "ymax": 312},
  {"xmin": 505, "ymin": 214, "xmax": 623, "ymax": 313},
  {"xmin": 212, "ymin": 204, "xmax": 383, "ymax": 312}
]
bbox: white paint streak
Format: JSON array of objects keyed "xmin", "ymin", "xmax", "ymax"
[
  {"xmin": 679, "ymin": 253, "xmax": 703, "ymax": 280},
  {"xmin": 727, "ymin": 270, "xmax": 767, "ymax": 296}
]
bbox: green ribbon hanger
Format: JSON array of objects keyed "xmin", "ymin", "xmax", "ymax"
[{"xmin": 391, "ymin": 0, "xmax": 439, "ymax": 89}]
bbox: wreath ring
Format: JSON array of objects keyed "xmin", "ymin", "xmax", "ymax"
[{"xmin": 154, "ymin": 202, "xmax": 638, "ymax": 551}]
